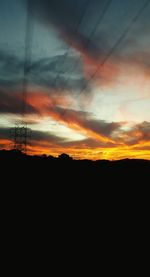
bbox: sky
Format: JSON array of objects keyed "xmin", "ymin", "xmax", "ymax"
[{"xmin": 0, "ymin": 0, "xmax": 150, "ymax": 160}]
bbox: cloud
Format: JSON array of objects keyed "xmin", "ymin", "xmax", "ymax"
[
  {"xmin": 0, "ymin": 50, "xmax": 23, "ymax": 78},
  {"xmin": 4, "ymin": 90, "xmax": 121, "ymax": 143},
  {"xmin": 53, "ymin": 106, "xmax": 121, "ymax": 136},
  {"xmin": 31, "ymin": 54, "xmax": 90, "ymax": 92},
  {"xmin": 0, "ymin": 124, "xmax": 122, "ymax": 152},
  {"xmin": 113, "ymin": 121, "xmax": 150, "ymax": 145},
  {"xmin": 0, "ymin": 127, "xmax": 10, "ymax": 139},
  {"xmin": 0, "ymin": 87, "xmax": 122, "ymax": 144},
  {"xmin": 138, "ymin": 121, "xmax": 150, "ymax": 139},
  {"xmin": 1, "ymin": 119, "xmax": 150, "ymax": 159},
  {"xmin": 32, "ymin": 103, "xmax": 121, "ymax": 143},
  {"xmin": 1, "ymin": 46, "xmax": 150, "ymax": 100},
  {"xmin": 0, "ymin": 81, "xmax": 149, "ymax": 148},
  {"xmin": 30, "ymin": 0, "xmax": 150, "ymax": 58},
  {"xmin": 62, "ymin": 137, "xmax": 115, "ymax": 149},
  {"xmin": 130, "ymin": 121, "xmax": 150, "ymax": 143},
  {"xmin": 0, "ymin": 126, "xmax": 67, "ymax": 146},
  {"xmin": 0, "ymin": 49, "xmax": 90, "ymax": 92},
  {"xmin": 122, "ymin": 51, "xmax": 150, "ymax": 78},
  {"xmin": 31, "ymin": 129, "xmax": 66, "ymax": 144},
  {"xmin": 30, "ymin": 0, "xmax": 106, "ymax": 59},
  {"xmin": 0, "ymin": 89, "xmax": 38, "ymax": 115},
  {"xmin": 28, "ymin": 0, "xmax": 150, "ymax": 92}
]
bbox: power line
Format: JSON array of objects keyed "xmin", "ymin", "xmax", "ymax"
[
  {"xmin": 101, "ymin": 0, "xmax": 150, "ymax": 66},
  {"xmin": 52, "ymin": 0, "xmax": 91, "ymax": 89},
  {"xmin": 62, "ymin": 0, "xmax": 112, "ymax": 91},
  {"xmin": 80, "ymin": 0, "xmax": 150, "ymax": 93}
]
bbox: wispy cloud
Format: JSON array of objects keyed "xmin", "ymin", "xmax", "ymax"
[
  {"xmin": 0, "ymin": 89, "xmax": 38, "ymax": 114},
  {"xmin": 0, "ymin": 50, "xmax": 90, "ymax": 92}
]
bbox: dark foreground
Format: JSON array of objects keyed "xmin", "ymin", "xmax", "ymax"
[
  {"xmin": 1, "ymin": 149, "xmax": 149, "ymax": 221},
  {"xmin": 1, "ymin": 149, "xmax": 149, "ymax": 261},
  {"xmin": 1, "ymin": 149, "xmax": 149, "ymax": 183}
]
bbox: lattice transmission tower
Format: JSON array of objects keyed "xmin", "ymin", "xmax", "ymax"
[{"xmin": 11, "ymin": 0, "xmax": 33, "ymax": 154}]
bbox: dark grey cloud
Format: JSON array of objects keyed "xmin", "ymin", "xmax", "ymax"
[
  {"xmin": 29, "ymin": 54, "xmax": 82, "ymax": 74},
  {"xmin": 31, "ymin": 129, "xmax": 65, "ymax": 144},
  {"xmin": 134, "ymin": 121, "xmax": 150, "ymax": 141},
  {"xmin": 30, "ymin": 0, "xmax": 150, "ymax": 62},
  {"xmin": 62, "ymin": 137, "xmax": 115, "ymax": 148},
  {"xmin": 0, "ymin": 50, "xmax": 24, "ymax": 90},
  {"xmin": 0, "ymin": 50, "xmax": 90, "ymax": 92},
  {"xmin": 0, "ymin": 127, "xmax": 10, "ymax": 140},
  {"xmin": 51, "ymin": 106, "xmax": 121, "ymax": 138},
  {"xmin": 0, "ymin": 79, "xmax": 20, "ymax": 88},
  {"xmin": 0, "ymin": 90, "xmax": 38, "ymax": 114},
  {"xmin": 0, "ymin": 126, "xmax": 74, "ymax": 148},
  {"xmin": 30, "ymin": 0, "xmax": 108, "ymax": 59},
  {"xmin": 0, "ymin": 50, "xmax": 23, "ymax": 77},
  {"xmin": 113, "ymin": 121, "xmax": 150, "ymax": 145},
  {"xmin": 83, "ymin": 119, "xmax": 121, "ymax": 137},
  {"xmin": 30, "ymin": 54, "xmax": 90, "ymax": 92}
]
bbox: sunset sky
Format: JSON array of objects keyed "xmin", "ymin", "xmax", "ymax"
[{"xmin": 0, "ymin": 0, "xmax": 150, "ymax": 160}]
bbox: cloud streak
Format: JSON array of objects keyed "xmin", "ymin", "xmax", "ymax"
[
  {"xmin": 1, "ymin": 87, "xmax": 149, "ymax": 149},
  {"xmin": 0, "ymin": 89, "xmax": 38, "ymax": 115},
  {"xmin": 0, "ymin": 50, "xmax": 90, "ymax": 93},
  {"xmin": 0, "ymin": 121, "xmax": 150, "ymax": 160},
  {"xmin": 30, "ymin": 0, "xmax": 106, "ymax": 59}
]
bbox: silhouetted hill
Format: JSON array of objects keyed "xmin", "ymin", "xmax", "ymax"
[
  {"xmin": 1, "ymin": 148, "xmax": 149, "ymax": 219},
  {"xmin": 0, "ymin": 149, "xmax": 149, "ymax": 184}
]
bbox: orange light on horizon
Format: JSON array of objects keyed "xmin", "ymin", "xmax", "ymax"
[{"xmin": 25, "ymin": 141, "xmax": 150, "ymax": 160}]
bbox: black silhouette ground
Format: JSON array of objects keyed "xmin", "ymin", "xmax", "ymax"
[
  {"xmin": 1, "ymin": 148, "xmax": 149, "ymax": 224},
  {"xmin": 1, "ymin": 149, "xmax": 149, "ymax": 185}
]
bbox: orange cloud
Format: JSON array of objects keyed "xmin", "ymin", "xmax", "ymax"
[
  {"xmin": 0, "ymin": 139, "xmax": 12, "ymax": 149},
  {"xmin": 81, "ymin": 53, "xmax": 120, "ymax": 87},
  {"xmin": 0, "ymin": 126, "xmax": 149, "ymax": 160},
  {"xmin": 25, "ymin": 91, "xmax": 116, "ymax": 143},
  {"xmin": 27, "ymin": 91, "xmax": 71, "ymax": 111},
  {"xmin": 76, "ymin": 46, "xmax": 150, "ymax": 92}
]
